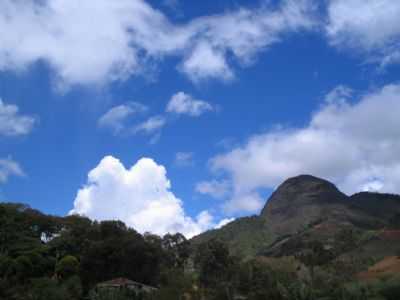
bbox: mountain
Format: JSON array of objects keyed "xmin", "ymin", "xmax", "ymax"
[
  {"xmin": 192, "ymin": 175, "xmax": 400, "ymax": 259},
  {"xmin": 261, "ymin": 175, "xmax": 349, "ymax": 236}
]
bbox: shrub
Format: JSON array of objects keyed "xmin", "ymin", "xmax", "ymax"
[{"xmin": 56, "ymin": 255, "xmax": 79, "ymax": 279}]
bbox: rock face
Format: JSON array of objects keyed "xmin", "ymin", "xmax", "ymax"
[
  {"xmin": 260, "ymin": 175, "xmax": 350, "ymax": 236},
  {"xmin": 192, "ymin": 174, "xmax": 400, "ymax": 258}
]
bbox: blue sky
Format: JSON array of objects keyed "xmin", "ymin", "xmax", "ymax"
[{"xmin": 1, "ymin": 0, "xmax": 400, "ymax": 237}]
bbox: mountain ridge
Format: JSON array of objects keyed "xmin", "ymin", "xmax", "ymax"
[{"xmin": 192, "ymin": 174, "xmax": 400, "ymax": 258}]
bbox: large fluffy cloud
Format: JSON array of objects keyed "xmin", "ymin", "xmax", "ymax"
[
  {"xmin": 70, "ymin": 156, "xmax": 222, "ymax": 237},
  {"xmin": 0, "ymin": 99, "xmax": 36, "ymax": 136},
  {"xmin": 326, "ymin": 0, "xmax": 400, "ymax": 66},
  {"xmin": 208, "ymin": 83, "xmax": 400, "ymax": 214},
  {"xmin": 0, "ymin": 0, "xmax": 315, "ymax": 88},
  {"xmin": 0, "ymin": 158, "xmax": 25, "ymax": 183}
]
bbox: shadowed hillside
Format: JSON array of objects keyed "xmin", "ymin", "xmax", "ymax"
[{"xmin": 193, "ymin": 175, "xmax": 400, "ymax": 259}]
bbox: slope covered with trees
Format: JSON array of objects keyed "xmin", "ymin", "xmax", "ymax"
[{"xmin": 2, "ymin": 175, "xmax": 400, "ymax": 299}]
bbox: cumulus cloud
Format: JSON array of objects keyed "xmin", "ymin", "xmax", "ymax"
[
  {"xmin": 0, "ymin": 0, "xmax": 316, "ymax": 88},
  {"xmin": 70, "ymin": 156, "xmax": 222, "ymax": 237},
  {"xmin": 0, "ymin": 158, "xmax": 25, "ymax": 183},
  {"xmin": 0, "ymin": 99, "xmax": 36, "ymax": 136},
  {"xmin": 326, "ymin": 0, "xmax": 400, "ymax": 66},
  {"xmin": 209, "ymin": 83, "xmax": 400, "ymax": 214},
  {"xmin": 98, "ymin": 102, "xmax": 148, "ymax": 134},
  {"xmin": 166, "ymin": 92, "xmax": 214, "ymax": 116}
]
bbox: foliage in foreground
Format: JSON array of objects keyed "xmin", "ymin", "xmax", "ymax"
[{"xmin": 1, "ymin": 202, "xmax": 400, "ymax": 300}]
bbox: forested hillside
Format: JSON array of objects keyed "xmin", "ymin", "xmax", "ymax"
[{"xmin": 2, "ymin": 175, "xmax": 400, "ymax": 299}]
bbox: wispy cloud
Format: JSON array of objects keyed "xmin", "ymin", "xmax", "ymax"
[
  {"xmin": 174, "ymin": 152, "xmax": 194, "ymax": 167},
  {"xmin": 326, "ymin": 0, "xmax": 400, "ymax": 67},
  {"xmin": 166, "ymin": 92, "xmax": 214, "ymax": 116},
  {"xmin": 0, "ymin": 99, "xmax": 36, "ymax": 137},
  {"xmin": 133, "ymin": 115, "xmax": 167, "ymax": 135},
  {"xmin": 98, "ymin": 102, "xmax": 148, "ymax": 134},
  {"xmin": 0, "ymin": 158, "xmax": 25, "ymax": 183},
  {"xmin": 196, "ymin": 179, "xmax": 230, "ymax": 199},
  {"xmin": 98, "ymin": 92, "xmax": 216, "ymax": 143}
]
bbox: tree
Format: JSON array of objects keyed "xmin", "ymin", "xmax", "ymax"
[
  {"xmin": 195, "ymin": 239, "xmax": 233, "ymax": 287},
  {"xmin": 194, "ymin": 239, "xmax": 239, "ymax": 300},
  {"xmin": 56, "ymin": 255, "xmax": 79, "ymax": 279},
  {"xmin": 49, "ymin": 215, "xmax": 94, "ymax": 259},
  {"xmin": 162, "ymin": 233, "xmax": 190, "ymax": 269},
  {"xmin": 80, "ymin": 225, "xmax": 162, "ymax": 290},
  {"xmin": 29, "ymin": 276, "xmax": 82, "ymax": 300},
  {"xmin": 29, "ymin": 277, "xmax": 69, "ymax": 300},
  {"xmin": 0, "ymin": 255, "xmax": 14, "ymax": 279},
  {"xmin": 15, "ymin": 255, "xmax": 33, "ymax": 282},
  {"xmin": 237, "ymin": 259, "xmax": 296, "ymax": 300},
  {"xmin": 295, "ymin": 240, "xmax": 333, "ymax": 299},
  {"xmin": 334, "ymin": 227, "xmax": 359, "ymax": 254},
  {"xmin": 378, "ymin": 275, "xmax": 400, "ymax": 300}
]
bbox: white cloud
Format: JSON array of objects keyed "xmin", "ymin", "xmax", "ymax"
[
  {"xmin": 178, "ymin": 0, "xmax": 316, "ymax": 82},
  {"xmin": 166, "ymin": 92, "xmax": 214, "ymax": 116},
  {"xmin": 0, "ymin": 99, "xmax": 36, "ymax": 136},
  {"xmin": 175, "ymin": 152, "xmax": 194, "ymax": 167},
  {"xmin": 0, "ymin": 0, "xmax": 316, "ymax": 88},
  {"xmin": 180, "ymin": 42, "xmax": 233, "ymax": 82},
  {"xmin": 223, "ymin": 193, "xmax": 264, "ymax": 215},
  {"xmin": 360, "ymin": 179, "xmax": 384, "ymax": 193},
  {"xmin": 215, "ymin": 218, "xmax": 235, "ymax": 229},
  {"xmin": 210, "ymin": 83, "xmax": 400, "ymax": 214},
  {"xmin": 196, "ymin": 179, "xmax": 230, "ymax": 199},
  {"xmin": 326, "ymin": 0, "xmax": 400, "ymax": 66},
  {"xmin": 70, "ymin": 156, "xmax": 218, "ymax": 238},
  {"xmin": 98, "ymin": 102, "xmax": 147, "ymax": 134},
  {"xmin": 0, "ymin": 158, "xmax": 25, "ymax": 183},
  {"xmin": 133, "ymin": 115, "xmax": 166, "ymax": 135},
  {"xmin": 98, "ymin": 91, "xmax": 215, "ymax": 141}
]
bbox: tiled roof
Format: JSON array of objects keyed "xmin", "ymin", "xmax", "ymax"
[{"xmin": 97, "ymin": 277, "xmax": 157, "ymax": 290}]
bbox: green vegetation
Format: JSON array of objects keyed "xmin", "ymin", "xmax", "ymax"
[
  {"xmin": 2, "ymin": 179, "xmax": 400, "ymax": 300},
  {"xmin": 191, "ymin": 216, "xmax": 274, "ymax": 258}
]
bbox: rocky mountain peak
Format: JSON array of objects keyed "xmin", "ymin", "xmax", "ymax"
[
  {"xmin": 260, "ymin": 175, "xmax": 348, "ymax": 236},
  {"xmin": 261, "ymin": 175, "xmax": 346, "ymax": 212}
]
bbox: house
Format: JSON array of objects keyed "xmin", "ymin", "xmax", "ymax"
[{"xmin": 94, "ymin": 278, "xmax": 158, "ymax": 299}]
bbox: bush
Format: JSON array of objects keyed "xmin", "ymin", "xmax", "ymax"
[
  {"xmin": 56, "ymin": 255, "xmax": 79, "ymax": 279},
  {"xmin": 15, "ymin": 255, "xmax": 33, "ymax": 281},
  {"xmin": 29, "ymin": 277, "xmax": 69, "ymax": 300},
  {"xmin": 0, "ymin": 255, "xmax": 14, "ymax": 278},
  {"xmin": 378, "ymin": 275, "xmax": 400, "ymax": 300}
]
